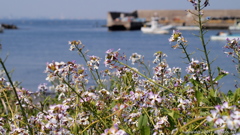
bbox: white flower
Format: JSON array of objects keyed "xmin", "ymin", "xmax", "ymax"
[
  {"xmin": 223, "ymin": 113, "xmax": 240, "ymax": 130},
  {"xmin": 207, "ymin": 110, "xmax": 219, "ymax": 122},
  {"xmin": 214, "ymin": 118, "xmax": 225, "ymax": 127}
]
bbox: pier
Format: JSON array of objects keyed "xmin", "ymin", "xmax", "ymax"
[
  {"xmin": 107, "ymin": 9, "xmax": 240, "ymax": 31},
  {"xmin": 107, "ymin": 11, "xmax": 145, "ymax": 31}
]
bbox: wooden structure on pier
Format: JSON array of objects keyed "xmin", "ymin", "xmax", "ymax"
[
  {"xmin": 107, "ymin": 9, "xmax": 240, "ymax": 31},
  {"xmin": 107, "ymin": 11, "xmax": 145, "ymax": 31}
]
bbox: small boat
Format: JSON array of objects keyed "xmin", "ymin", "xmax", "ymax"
[
  {"xmin": 229, "ymin": 25, "xmax": 240, "ymax": 31},
  {"xmin": 210, "ymin": 32, "xmax": 240, "ymax": 40},
  {"xmin": 229, "ymin": 19, "xmax": 240, "ymax": 31},
  {"xmin": 141, "ymin": 17, "xmax": 174, "ymax": 34}
]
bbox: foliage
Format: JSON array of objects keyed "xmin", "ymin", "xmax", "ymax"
[{"xmin": 0, "ymin": 0, "xmax": 239, "ymax": 135}]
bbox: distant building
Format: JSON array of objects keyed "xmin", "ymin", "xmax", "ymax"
[
  {"xmin": 107, "ymin": 11, "xmax": 145, "ymax": 31},
  {"xmin": 107, "ymin": 9, "xmax": 240, "ymax": 31}
]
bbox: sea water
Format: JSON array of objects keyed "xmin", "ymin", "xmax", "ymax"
[{"xmin": 0, "ymin": 19, "xmax": 238, "ymax": 92}]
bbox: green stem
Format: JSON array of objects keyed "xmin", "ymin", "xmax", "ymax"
[
  {"xmin": 180, "ymin": 42, "xmax": 191, "ymax": 63},
  {"xmin": 194, "ymin": 119, "xmax": 207, "ymax": 130},
  {"xmin": 197, "ymin": 1, "xmax": 215, "ymax": 92},
  {"xmin": 180, "ymin": 116, "xmax": 207, "ymax": 130},
  {"xmin": 81, "ymin": 108, "xmax": 124, "ymax": 134},
  {"xmin": 0, "ymin": 97, "xmax": 8, "ymax": 114},
  {"xmin": 141, "ymin": 62, "xmax": 152, "ymax": 78},
  {"xmin": 95, "ymin": 69, "xmax": 105, "ymax": 88},
  {"xmin": 76, "ymin": 46, "xmax": 103, "ymax": 88},
  {"xmin": 237, "ymin": 52, "xmax": 240, "ymax": 75},
  {"xmin": 143, "ymin": 108, "xmax": 155, "ymax": 126},
  {"xmin": 0, "ymin": 58, "xmax": 33, "ymax": 135},
  {"xmin": 60, "ymin": 76, "xmax": 108, "ymax": 129}
]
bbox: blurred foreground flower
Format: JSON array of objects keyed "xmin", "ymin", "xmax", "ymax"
[
  {"xmin": 207, "ymin": 102, "xmax": 240, "ymax": 134},
  {"xmin": 101, "ymin": 124, "xmax": 128, "ymax": 135}
]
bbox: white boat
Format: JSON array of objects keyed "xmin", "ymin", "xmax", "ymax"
[
  {"xmin": 176, "ymin": 26, "xmax": 199, "ymax": 30},
  {"xmin": 141, "ymin": 17, "xmax": 174, "ymax": 34},
  {"xmin": 210, "ymin": 32, "xmax": 240, "ymax": 40},
  {"xmin": 229, "ymin": 25, "xmax": 240, "ymax": 31},
  {"xmin": 229, "ymin": 20, "xmax": 240, "ymax": 31}
]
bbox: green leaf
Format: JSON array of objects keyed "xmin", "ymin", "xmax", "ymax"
[
  {"xmin": 233, "ymin": 88, "xmax": 240, "ymax": 103},
  {"xmin": 195, "ymin": 90, "xmax": 203, "ymax": 104},
  {"xmin": 209, "ymin": 89, "xmax": 215, "ymax": 97},
  {"xmin": 83, "ymin": 131, "xmax": 88, "ymax": 135},
  {"xmin": 110, "ymin": 100, "xmax": 116, "ymax": 108},
  {"xmin": 167, "ymin": 110, "xmax": 180, "ymax": 129},
  {"xmin": 168, "ymin": 110, "xmax": 179, "ymax": 120},
  {"xmin": 190, "ymin": 79, "xmax": 200, "ymax": 86},
  {"xmin": 167, "ymin": 115, "xmax": 177, "ymax": 130},
  {"xmin": 138, "ymin": 115, "xmax": 143, "ymax": 129},
  {"xmin": 214, "ymin": 67, "xmax": 228, "ymax": 81},
  {"xmin": 72, "ymin": 124, "xmax": 79, "ymax": 134},
  {"xmin": 214, "ymin": 74, "xmax": 226, "ymax": 82},
  {"xmin": 227, "ymin": 90, "xmax": 234, "ymax": 97},
  {"xmin": 138, "ymin": 114, "xmax": 148, "ymax": 129},
  {"xmin": 140, "ymin": 126, "xmax": 151, "ymax": 135}
]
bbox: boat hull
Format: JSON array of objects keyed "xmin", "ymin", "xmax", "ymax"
[
  {"xmin": 176, "ymin": 26, "xmax": 199, "ymax": 30},
  {"xmin": 141, "ymin": 27, "xmax": 169, "ymax": 34},
  {"xmin": 210, "ymin": 35, "xmax": 240, "ymax": 40},
  {"xmin": 229, "ymin": 26, "xmax": 240, "ymax": 31},
  {"xmin": 141, "ymin": 24, "xmax": 173, "ymax": 34}
]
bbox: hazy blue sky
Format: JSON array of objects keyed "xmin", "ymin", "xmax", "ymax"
[{"xmin": 1, "ymin": 0, "xmax": 239, "ymax": 19}]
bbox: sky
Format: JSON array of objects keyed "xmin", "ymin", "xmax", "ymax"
[{"xmin": 1, "ymin": 0, "xmax": 240, "ymax": 19}]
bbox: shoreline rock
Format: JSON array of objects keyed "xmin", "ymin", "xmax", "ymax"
[{"xmin": 1, "ymin": 23, "xmax": 18, "ymax": 29}]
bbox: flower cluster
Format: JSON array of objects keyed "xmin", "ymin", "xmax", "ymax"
[
  {"xmin": 186, "ymin": 59, "xmax": 208, "ymax": 74},
  {"xmin": 153, "ymin": 60, "xmax": 172, "ymax": 85},
  {"xmin": 185, "ymin": 58, "xmax": 213, "ymax": 85},
  {"xmin": 129, "ymin": 53, "xmax": 143, "ymax": 65},
  {"xmin": 28, "ymin": 104, "xmax": 73, "ymax": 135},
  {"xmin": 104, "ymin": 49, "xmax": 121, "ymax": 68},
  {"xmin": 0, "ymin": 37, "xmax": 239, "ymax": 134},
  {"xmin": 101, "ymin": 124, "xmax": 128, "ymax": 135},
  {"xmin": 224, "ymin": 38, "xmax": 240, "ymax": 57},
  {"xmin": 153, "ymin": 51, "xmax": 167, "ymax": 64},
  {"xmin": 224, "ymin": 38, "xmax": 240, "ymax": 74},
  {"xmin": 1, "ymin": 1, "xmax": 239, "ymax": 133},
  {"xmin": 207, "ymin": 102, "xmax": 240, "ymax": 134},
  {"xmin": 0, "ymin": 118, "xmax": 6, "ymax": 134},
  {"xmin": 37, "ymin": 83, "xmax": 48, "ymax": 94},
  {"xmin": 188, "ymin": 0, "xmax": 209, "ymax": 10},
  {"xmin": 2, "ymin": 25, "xmax": 240, "ymax": 134},
  {"xmin": 16, "ymin": 88, "xmax": 34, "ymax": 109},
  {"xmin": 153, "ymin": 116, "xmax": 170, "ymax": 134},
  {"xmin": 45, "ymin": 61, "xmax": 88, "ymax": 87},
  {"xmin": 68, "ymin": 40, "xmax": 83, "ymax": 51},
  {"xmin": 87, "ymin": 55, "xmax": 101, "ymax": 70},
  {"xmin": 169, "ymin": 30, "xmax": 187, "ymax": 49}
]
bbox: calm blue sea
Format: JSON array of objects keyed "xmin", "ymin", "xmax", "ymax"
[{"xmin": 0, "ymin": 19, "xmax": 238, "ymax": 92}]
